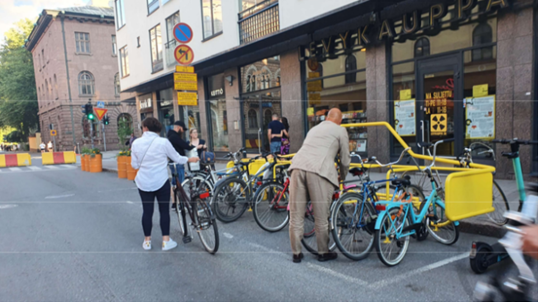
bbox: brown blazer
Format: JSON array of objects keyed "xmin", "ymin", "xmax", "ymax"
[{"xmin": 289, "ymin": 121, "xmax": 351, "ymax": 188}]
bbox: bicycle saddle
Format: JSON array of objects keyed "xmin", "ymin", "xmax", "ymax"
[{"xmin": 391, "ymin": 176, "xmax": 411, "ymax": 187}]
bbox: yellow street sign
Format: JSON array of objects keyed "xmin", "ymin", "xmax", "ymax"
[
  {"xmin": 50, "ymin": 130, "xmax": 57, "ymax": 136},
  {"xmin": 175, "ymin": 66, "xmax": 194, "ymax": 73},
  {"xmin": 174, "ymin": 72, "xmax": 197, "ymax": 82},
  {"xmin": 307, "ymin": 81, "xmax": 322, "ymax": 92},
  {"xmin": 175, "ymin": 81, "xmax": 198, "ymax": 91},
  {"xmin": 177, "ymin": 92, "xmax": 198, "ymax": 105}
]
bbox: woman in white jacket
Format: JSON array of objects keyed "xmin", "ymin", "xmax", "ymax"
[{"xmin": 131, "ymin": 117, "xmax": 199, "ymax": 251}]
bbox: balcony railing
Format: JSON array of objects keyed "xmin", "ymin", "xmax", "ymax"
[
  {"xmin": 238, "ymin": 0, "xmax": 279, "ymax": 45},
  {"xmin": 165, "ymin": 40, "xmax": 177, "ymax": 68}
]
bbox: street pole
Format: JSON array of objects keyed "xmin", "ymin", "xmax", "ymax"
[
  {"xmin": 52, "ymin": 124, "xmax": 56, "ymax": 151},
  {"xmin": 102, "ymin": 121, "xmax": 107, "ymax": 151},
  {"xmin": 90, "ymin": 122, "xmax": 94, "ymax": 149}
]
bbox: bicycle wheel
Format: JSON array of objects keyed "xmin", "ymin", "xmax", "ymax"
[
  {"xmin": 253, "ymin": 182, "xmax": 289, "ymax": 232},
  {"xmin": 375, "ymin": 207, "xmax": 410, "ymax": 267},
  {"xmin": 181, "ymin": 175, "xmax": 214, "ymax": 205},
  {"xmin": 421, "ymin": 198, "xmax": 459, "ymax": 245},
  {"xmin": 301, "ymin": 201, "xmax": 337, "ymax": 255},
  {"xmin": 212, "ymin": 177, "xmax": 249, "ymax": 223},
  {"xmin": 174, "ymin": 191, "xmax": 186, "ymax": 236},
  {"xmin": 486, "ymin": 180, "xmax": 509, "ymax": 226},
  {"xmin": 194, "ymin": 198, "xmax": 219, "ymax": 254},
  {"xmin": 332, "ymin": 192, "xmax": 376, "ymax": 261}
]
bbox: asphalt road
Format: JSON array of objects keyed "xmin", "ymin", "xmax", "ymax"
[{"xmin": 1, "ymin": 161, "xmax": 537, "ymax": 302}]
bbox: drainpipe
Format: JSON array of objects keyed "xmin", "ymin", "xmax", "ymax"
[{"xmin": 60, "ymin": 13, "xmax": 77, "ymax": 149}]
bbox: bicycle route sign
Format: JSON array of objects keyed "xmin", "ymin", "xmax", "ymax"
[{"xmin": 173, "ymin": 23, "xmax": 193, "ymax": 44}]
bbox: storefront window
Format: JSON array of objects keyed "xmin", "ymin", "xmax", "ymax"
[
  {"xmin": 139, "ymin": 93, "xmax": 153, "ymax": 122},
  {"xmin": 158, "ymin": 88, "xmax": 174, "ymax": 136},
  {"xmin": 207, "ymin": 74, "xmax": 229, "ymax": 152},
  {"xmin": 240, "ymin": 56, "xmax": 281, "ymax": 93},
  {"xmin": 390, "ymin": 12, "xmax": 498, "ymax": 159},
  {"xmin": 304, "ymin": 48, "xmax": 367, "ymax": 155}
]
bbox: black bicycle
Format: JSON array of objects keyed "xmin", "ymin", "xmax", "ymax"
[{"xmin": 171, "ymin": 164, "xmax": 219, "ymax": 254}]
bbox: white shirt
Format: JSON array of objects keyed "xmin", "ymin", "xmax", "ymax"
[
  {"xmin": 131, "ymin": 131, "xmax": 188, "ymax": 192},
  {"xmin": 47, "ymin": 142, "xmax": 53, "ymax": 148},
  {"xmin": 39, "ymin": 143, "xmax": 46, "ymax": 149}
]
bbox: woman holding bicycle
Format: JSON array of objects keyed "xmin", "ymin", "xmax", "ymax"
[{"xmin": 131, "ymin": 117, "xmax": 199, "ymax": 251}]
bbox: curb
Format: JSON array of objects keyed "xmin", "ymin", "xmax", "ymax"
[{"xmin": 458, "ymin": 221, "xmax": 505, "ymax": 238}]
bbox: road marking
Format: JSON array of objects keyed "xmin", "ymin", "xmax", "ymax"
[
  {"xmin": 367, "ymin": 252, "xmax": 468, "ymax": 289},
  {"xmin": 0, "ymin": 204, "xmax": 18, "ymax": 209},
  {"xmin": 223, "ymin": 232, "xmax": 234, "ymax": 239},
  {"xmin": 45, "ymin": 194, "xmax": 75, "ymax": 199},
  {"xmin": 44, "ymin": 166, "xmax": 60, "ymax": 169},
  {"xmin": 245, "ymin": 241, "xmax": 369, "ymax": 287},
  {"xmin": 126, "ymin": 201, "xmax": 135, "ymax": 204},
  {"xmin": 58, "ymin": 165, "xmax": 76, "ymax": 169},
  {"xmin": 28, "ymin": 166, "xmax": 41, "ymax": 171},
  {"xmin": 98, "ymin": 188, "xmax": 137, "ymax": 193},
  {"xmin": 8, "ymin": 167, "xmax": 22, "ymax": 172}
]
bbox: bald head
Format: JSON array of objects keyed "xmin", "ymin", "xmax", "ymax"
[{"xmin": 326, "ymin": 108, "xmax": 343, "ymax": 125}]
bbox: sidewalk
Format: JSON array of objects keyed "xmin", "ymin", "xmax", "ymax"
[{"xmin": 94, "ymin": 150, "xmax": 513, "ymax": 237}]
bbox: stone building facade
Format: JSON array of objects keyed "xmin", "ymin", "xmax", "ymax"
[{"xmin": 26, "ymin": 4, "xmax": 140, "ymax": 152}]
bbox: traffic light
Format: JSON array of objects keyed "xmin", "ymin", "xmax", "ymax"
[
  {"xmin": 103, "ymin": 115, "xmax": 109, "ymax": 125},
  {"xmin": 85, "ymin": 103, "xmax": 95, "ymax": 120}
]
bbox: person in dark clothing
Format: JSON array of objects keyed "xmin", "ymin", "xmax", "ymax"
[
  {"xmin": 167, "ymin": 121, "xmax": 195, "ymax": 188},
  {"xmin": 280, "ymin": 117, "xmax": 290, "ymax": 155},
  {"xmin": 267, "ymin": 114, "xmax": 284, "ymax": 154}
]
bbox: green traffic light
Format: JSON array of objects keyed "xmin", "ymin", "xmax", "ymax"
[{"xmin": 88, "ymin": 113, "xmax": 95, "ymax": 120}]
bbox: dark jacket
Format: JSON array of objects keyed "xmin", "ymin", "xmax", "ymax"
[{"xmin": 167, "ymin": 130, "xmax": 194, "ymax": 156}]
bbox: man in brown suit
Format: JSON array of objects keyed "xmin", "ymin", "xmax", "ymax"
[{"xmin": 288, "ymin": 108, "xmax": 350, "ymax": 263}]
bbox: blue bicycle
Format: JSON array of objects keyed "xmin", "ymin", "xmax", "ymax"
[
  {"xmin": 331, "ymin": 148, "xmax": 426, "ymax": 261},
  {"xmin": 374, "ymin": 139, "xmax": 460, "ymax": 266}
]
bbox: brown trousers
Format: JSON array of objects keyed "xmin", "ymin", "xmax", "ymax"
[{"xmin": 289, "ymin": 169, "xmax": 334, "ymax": 255}]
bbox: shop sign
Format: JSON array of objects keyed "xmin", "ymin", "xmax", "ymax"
[
  {"xmin": 307, "ymin": 81, "xmax": 322, "ymax": 92},
  {"xmin": 465, "ymin": 95, "xmax": 495, "ymax": 139},
  {"xmin": 303, "ymin": 0, "xmax": 510, "ymax": 59},
  {"xmin": 473, "ymin": 84, "xmax": 489, "ymax": 97},
  {"xmin": 399, "ymin": 89, "xmax": 412, "ymax": 100},
  {"xmin": 425, "ymin": 90, "xmax": 451, "ymax": 115},
  {"xmin": 431, "ymin": 114, "xmax": 447, "ymax": 136},
  {"xmin": 140, "ymin": 99, "xmax": 152, "ymax": 109},
  {"xmin": 211, "ymin": 88, "xmax": 224, "ymax": 97}
]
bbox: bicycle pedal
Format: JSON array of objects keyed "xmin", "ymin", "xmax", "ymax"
[{"xmin": 182, "ymin": 236, "xmax": 192, "ymax": 244}]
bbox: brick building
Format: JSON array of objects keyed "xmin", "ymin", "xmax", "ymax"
[{"xmin": 26, "ymin": 2, "xmax": 139, "ymax": 152}]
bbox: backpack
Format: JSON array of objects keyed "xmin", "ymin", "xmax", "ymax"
[{"xmin": 200, "ymin": 150, "xmax": 215, "ymax": 165}]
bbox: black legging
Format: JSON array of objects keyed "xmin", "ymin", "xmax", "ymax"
[{"xmin": 138, "ymin": 181, "xmax": 171, "ymax": 237}]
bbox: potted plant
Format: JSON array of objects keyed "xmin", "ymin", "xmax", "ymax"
[
  {"xmin": 80, "ymin": 147, "xmax": 91, "ymax": 171},
  {"xmin": 125, "ymin": 151, "xmax": 138, "ymax": 181},
  {"xmin": 117, "ymin": 149, "xmax": 129, "ymax": 179},
  {"xmin": 89, "ymin": 148, "xmax": 102, "ymax": 173}
]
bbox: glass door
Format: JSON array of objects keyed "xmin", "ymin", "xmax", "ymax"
[
  {"xmin": 241, "ymin": 89, "xmax": 282, "ymax": 154},
  {"xmin": 417, "ymin": 54, "xmax": 464, "ymax": 157}
]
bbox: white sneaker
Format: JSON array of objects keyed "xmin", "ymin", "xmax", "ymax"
[
  {"xmin": 162, "ymin": 239, "xmax": 178, "ymax": 251},
  {"xmin": 142, "ymin": 240, "xmax": 151, "ymax": 250}
]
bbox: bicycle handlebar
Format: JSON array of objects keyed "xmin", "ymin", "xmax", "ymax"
[
  {"xmin": 424, "ymin": 138, "xmax": 455, "ymax": 171},
  {"xmin": 373, "ymin": 147, "xmax": 412, "ymax": 168},
  {"xmin": 493, "ymin": 138, "xmax": 538, "ymax": 145}
]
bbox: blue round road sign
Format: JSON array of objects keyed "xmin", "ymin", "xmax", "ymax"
[{"xmin": 174, "ymin": 23, "xmax": 193, "ymax": 44}]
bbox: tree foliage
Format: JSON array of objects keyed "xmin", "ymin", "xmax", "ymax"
[{"xmin": 0, "ymin": 18, "xmax": 38, "ymax": 139}]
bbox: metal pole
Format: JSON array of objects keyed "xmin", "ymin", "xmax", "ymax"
[
  {"xmin": 52, "ymin": 124, "xmax": 56, "ymax": 151},
  {"xmin": 90, "ymin": 122, "xmax": 94, "ymax": 149},
  {"xmin": 102, "ymin": 121, "xmax": 107, "ymax": 151}
]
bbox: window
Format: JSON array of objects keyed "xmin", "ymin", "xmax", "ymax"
[
  {"xmin": 345, "ymin": 54, "xmax": 357, "ymax": 84},
  {"xmin": 45, "ymin": 79, "xmax": 49, "ymax": 99},
  {"xmin": 149, "ymin": 25, "xmax": 163, "ymax": 72},
  {"xmin": 112, "ymin": 35, "xmax": 117, "ymax": 55},
  {"xmin": 148, "ymin": 0, "xmax": 159, "ymax": 14},
  {"xmin": 166, "ymin": 12, "xmax": 180, "ymax": 42},
  {"xmin": 201, "ymin": 0, "xmax": 222, "ymax": 39},
  {"xmin": 414, "ymin": 37, "xmax": 430, "ymax": 58},
  {"xmin": 472, "ymin": 23, "xmax": 493, "ymax": 61},
  {"xmin": 115, "ymin": 0, "xmax": 126, "ymax": 29},
  {"xmin": 248, "ymin": 109, "xmax": 258, "ymax": 129},
  {"xmin": 41, "ymin": 49, "xmax": 45, "ymax": 67},
  {"xmin": 78, "ymin": 71, "xmax": 94, "ymax": 96},
  {"xmin": 75, "ymin": 32, "xmax": 91, "ymax": 54},
  {"xmin": 119, "ymin": 46, "xmax": 129, "ymax": 77},
  {"xmin": 54, "ymin": 75, "xmax": 58, "ymax": 99},
  {"xmin": 137, "ymin": 37, "xmax": 140, "ymax": 48},
  {"xmin": 117, "ymin": 113, "xmax": 133, "ymax": 131},
  {"xmin": 114, "ymin": 73, "xmax": 121, "ymax": 96},
  {"xmin": 37, "ymin": 53, "xmax": 41, "ymax": 69}
]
